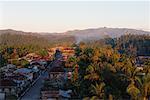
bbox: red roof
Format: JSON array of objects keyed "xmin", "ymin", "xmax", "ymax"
[{"xmin": 0, "ymin": 79, "xmax": 17, "ymax": 86}]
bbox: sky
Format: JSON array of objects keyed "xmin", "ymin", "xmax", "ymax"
[{"xmin": 0, "ymin": 0, "xmax": 150, "ymax": 32}]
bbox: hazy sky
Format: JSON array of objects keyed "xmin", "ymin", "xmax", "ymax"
[{"xmin": 0, "ymin": 1, "xmax": 150, "ymax": 32}]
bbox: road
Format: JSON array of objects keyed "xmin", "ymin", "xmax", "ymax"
[
  {"xmin": 20, "ymin": 57, "xmax": 59, "ymax": 100},
  {"xmin": 21, "ymin": 71, "xmax": 49, "ymax": 100}
]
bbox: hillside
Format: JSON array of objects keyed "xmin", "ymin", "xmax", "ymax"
[
  {"xmin": 0, "ymin": 28, "xmax": 149, "ymax": 44},
  {"xmin": 65, "ymin": 27, "xmax": 150, "ymax": 43},
  {"xmin": 0, "ymin": 29, "xmax": 76, "ymax": 46},
  {"xmin": 0, "ymin": 33, "xmax": 49, "ymax": 48}
]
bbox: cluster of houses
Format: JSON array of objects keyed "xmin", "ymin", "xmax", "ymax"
[
  {"xmin": 40, "ymin": 48, "xmax": 76, "ymax": 100},
  {"xmin": 0, "ymin": 46, "xmax": 76, "ymax": 100},
  {"xmin": 0, "ymin": 59, "xmax": 47, "ymax": 99}
]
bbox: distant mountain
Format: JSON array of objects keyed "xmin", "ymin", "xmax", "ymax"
[
  {"xmin": 0, "ymin": 29, "xmax": 75, "ymax": 46},
  {"xmin": 0, "ymin": 28, "xmax": 149, "ymax": 43},
  {"xmin": 64, "ymin": 27, "xmax": 150, "ymax": 43},
  {"xmin": 0, "ymin": 29, "xmax": 39, "ymax": 36}
]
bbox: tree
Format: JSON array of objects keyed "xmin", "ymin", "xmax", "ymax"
[
  {"xmin": 141, "ymin": 73, "xmax": 150, "ymax": 100},
  {"xmin": 90, "ymin": 82, "xmax": 105, "ymax": 99},
  {"xmin": 20, "ymin": 59, "xmax": 30, "ymax": 67},
  {"xmin": 84, "ymin": 64, "xmax": 100, "ymax": 81},
  {"xmin": 65, "ymin": 56, "xmax": 77, "ymax": 68},
  {"xmin": 37, "ymin": 49, "xmax": 49, "ymax": 58},
  {"xmin": 127, "ymin": 82, "xmax": 140, "ymax": 100}
]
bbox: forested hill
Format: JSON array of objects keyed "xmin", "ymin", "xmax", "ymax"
[
  {"xmin": 0, "ymin": 29, "xmax": 150, "ymax": 57},
  {"xmin": 0, "ymin": 29, "xmax": 149, "ymax": 54},
  {"xmin": 0, "ymin": 29, "xmax": 40, "ymax": 36},
  {"xmin": 0, "ymin": 33, "xmax": 49, "ymax": 47},
  {"xmin": 116, "ymin": 34, "xmax": 150, "ymax": 56},
  {"xmin": 64, "ymin": 27, "xmax": 150, "ymax": 43},
  {"xmin": 104, "ymin": 34, "xmax": 150, "ymax": 56},
  {"xmin": 0, "ymin": 29, "xmax": 76, "ymax": 49}
]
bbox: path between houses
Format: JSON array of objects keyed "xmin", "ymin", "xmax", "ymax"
[{"xmin": 20, "ymin": 71, "xmax": 49, "ymax": 100}]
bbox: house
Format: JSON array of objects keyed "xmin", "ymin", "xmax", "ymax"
[
  {"xmin": 41, "ymin": 90, "xmax": 59, "ymax": 99},
  {"xmin": 0, "ymin": 79, "xmax": 18, "ymax": 97},
  {"xmin": 48, "ymin": 60, "xmax": 64, "ymax": 80},
  {"xmin": 41, "ymin": 89, "xmax": 72, "ymax": 100},
  {"xmin": 0, "ymin": 75, "xmax": 30, "ymax": 98},
  {"xmin": 0, "ymin": 64, "xmax": 16, "ymax": 72},
  {"xmin": 14, "ymin": 68, "xmax": 33, "ymax": 82},
  {"xmin": 12, "ymin": 73, "xmax": 29, "ymax": 88}
]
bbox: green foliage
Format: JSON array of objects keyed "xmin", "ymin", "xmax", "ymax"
[
  {"xmin": 11, "ymin": 59, "xmax": 20, "ymax": 66},
  {"xmin": 69, "ymin": 40, "xmax": 150, "ymax": 99},
  {"xmin": 0, "ymin": 33, "xmax": 49, "ymax": 48},
  {"xmin": 0, "ymin": 32, "xmax": 149, "ymax": 99},
  {"xmin": 114, "ymin": 34, "xmax": 150, "ymax": 56},
  {"xmin": 37, "ymin": 49, "xmax": 49, "ymax": 57},
  {"xmin": 90, "ymin": 82, "xmax": 105, "ymax": 99},
  {"xmin": 10, "ymin": 59, "xmax": 29, "ymax": 67},
  {"xmin": 144, "ymin": 60, "xmax": 150, "ymax": 66},
  {"xmin": 20, "ymin": 59, "xmax": 30, "ymax": 67},
  {"xmin": 127, "ymin": 83, "xmax": 140, "ymax": 99},
  {"xmin": 141, "ymin": 73, "xmax": 150, "ymax": 98}
]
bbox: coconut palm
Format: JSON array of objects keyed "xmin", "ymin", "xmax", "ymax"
[
  {"xmin": 84, "ymin": 64, "xmax": 100, "ymax": 81},
  {"xmin": 127, "ymin": 81, "xmax": 141, "ymax": 100},
  {"xmin": 141, "ymin": 73, "xmax": 150, "ymax": 100},
  {"xmin": 90, "ymin": 82, "xmax": 105, "ymax": 99},
  {"xmin": 124, "ymin": 59, "xmax": 143, "ymax": 100}
]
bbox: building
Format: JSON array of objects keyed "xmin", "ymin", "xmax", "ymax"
[
  {"xmin": 49, "ymin": 60, "xmax": 64, "ymax": 80},
  {"xmin": 0, "ymin": 79, "xmax": 18, "ymax": 97},
  {"xmin": 14, "ymin": 68, "xmax": 33, "ymax": 82}
]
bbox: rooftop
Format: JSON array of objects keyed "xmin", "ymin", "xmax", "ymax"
[
  {"xmin": 0, "ymin": 79, "xmax": 17, "ymax": 87},
  {"xmin": 14, "ymin": 68, "xmax": 32, "ymax": 74}
]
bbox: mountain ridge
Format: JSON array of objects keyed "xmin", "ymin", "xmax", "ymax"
[{"xmin": 0, "ymin": 28, "xmax": 149, "ymax": 43}]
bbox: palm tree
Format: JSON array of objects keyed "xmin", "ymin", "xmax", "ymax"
[
  {"xmin": 128, "ymin": 67, "xmax": 142, "ymax": 85},
  {"xmin": 141, "ymin": 73, "xmax": 150, "ymax": 100},
  {"xmin": 124, "ymin": 59, "xmax": 143, "ymax": 100},
  {"xmin": 84, "ymin": 65, "xmax": 100, "ymax": 81},
  {"xmin": 124, "ymin": 60, "xmax": 150, "ymax": 100},
  {"xmin": 127, "ymin": 81, "xmax": 141, "ymax": 100},
  {"xmin": 65, "ymin": 56, "xmax": 77, "ymax": 68},
  {"xmin": 90, "ymin": 82, "xmax": 105, "ymax": 99},
  {"xmin": 122, "ymin": 58, "xmax": 134, "ymax": 75}
]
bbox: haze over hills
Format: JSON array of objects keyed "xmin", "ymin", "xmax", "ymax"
[
  {"xmin": 64, "ymin": 27, "xmax": 150, "ymax": 43},
  {"xmin": 0, "ymin": 28, "xmax": 149, "ymax": 43}
]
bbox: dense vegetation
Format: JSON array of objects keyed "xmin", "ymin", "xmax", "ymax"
[
  {"xmin": 0, "ymin": 33, "xmax": 49, "ymax": 51},
  {"xmin": 0, "ymin": 33, "xmax": 75, "ymax": 67},
  {"xmin": 0, "ymin": 31, "xmax": 150, "ymax": 99},
  {"xmin": 105, "ymin": 34, "xmax": 150, "ymax": 56},
  {"xmin": 0, "ymin": 33, "xmax": 47, "ymax": 66},
  {"xmin": 67, "ymin": 41, "xmax": 150, "ymax": 99}
]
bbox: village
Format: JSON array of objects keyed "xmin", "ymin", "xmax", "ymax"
[{"xmin": 0, "ymin": 46, "xmax": 76, "ymax": 100}]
